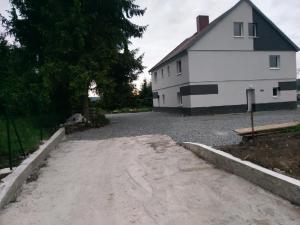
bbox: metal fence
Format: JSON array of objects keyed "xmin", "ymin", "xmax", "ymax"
[{"xmin": 0, "ymin": 111, "xmax": 60, "ymax": 170}]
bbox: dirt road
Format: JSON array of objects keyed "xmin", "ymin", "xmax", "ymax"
[{"xmin": 0, "ymin": 135, "xmax": 299, "ymax": 225}]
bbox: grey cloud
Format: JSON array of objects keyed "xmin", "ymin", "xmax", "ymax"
[{"xmin": 1, "ymin": 0, "xmax": 299, "ymax": 86}]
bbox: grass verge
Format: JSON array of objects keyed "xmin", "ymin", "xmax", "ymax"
[
  {"xmin": 0, "ymin": 116, "xmax": 54, "ymax": 169},
  {"xmin": 111, "ymin": 107, "xmax": 152, "ymax": 114}
]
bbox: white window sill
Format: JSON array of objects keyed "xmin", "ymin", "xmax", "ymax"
[
  {"xmin": 233, "ymin": 36, "xmax": 245, "ymax": 38},
  {"xmin": 272, "ymin": 96, "xmax": 279, "ymax": 98},
  {"xmin": 269, "ymin": 67, "xmax": 280, "ymax": 70},
  {"xmin": 177, "ymin": 73, "xmax": 182, "ymax": 76}
]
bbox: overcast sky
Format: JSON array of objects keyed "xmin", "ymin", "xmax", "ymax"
[{"xmin": 1, "ymin": 0, "xmax": 300, "ymax": 88}]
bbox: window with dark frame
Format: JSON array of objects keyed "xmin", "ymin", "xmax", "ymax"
[
  {"xmin": 167, "ymin": 66, "xmax": 170, "ymax": 76},
  {"xmin": 177, "ymin": 92, "xmax": 182, "ymax": 105},
  {"xmin": 177, "ymin": 60, "xmax": 182, "ymax": 74},
  {"xmin": 162, "ymin": 94, "xmax": 165, "ymax": 104},
  {"xmin": 161, "ymin": 68, "xmax": 164, "ymax": 78},
  {"xmin": 269, "ymin": 55, "xmax": 280, "ymax": 68},
  {"xmin": 273, "ymin": 87, "xmax": 280, "ymax": 97},
  {"xmin": 248, "ymin": 23, "xmax": 257, "ymax": 37},
  {"xmin": 154, "ymin": 72, "xmax": 157, "ymax": 83},
  {"xmin": 234, "ymin": 22, "xmax": 244, "ymax": 37}
]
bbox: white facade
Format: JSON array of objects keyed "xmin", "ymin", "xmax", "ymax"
[
  {"xmin": 188, "ymin": 51, "xmax": 297, "ymax": 107},
  {"xmin": 150, "ymin": 0, "xmax": 298, "ymax": 115}
]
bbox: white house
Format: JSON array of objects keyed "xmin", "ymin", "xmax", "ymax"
[{"xmin": 149, "ymin": 0, "xmax": 299, "ymax": 115}]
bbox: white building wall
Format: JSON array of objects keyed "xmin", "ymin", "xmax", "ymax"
[
  {"xmin": 153, "ymin": 85, "xmax": 190, "ymax": 108},
  {"xmin": 152, "ymin": 54, "xmax": 189, "ymax": 107},
  {"xmin": 189, "ymin": 1, "xmax": 253, "ymax": 51},
  {"xmin": 188, "ymin": 80, "xmax": 296, "ymax": 108},
  {"xmin": 153, "ymin": 51, "xmax": 297, "ymax": 109},
  {"xmin": 188, "ymin": 51, "xmax": 296, "ymax": 107},
  {"xmin": 152, "ymin": 54, "xmax": 189, "ymax": 90},
  {"xmin": 188, "ymin": 51, "xmax": 296, "ymax": 82}
]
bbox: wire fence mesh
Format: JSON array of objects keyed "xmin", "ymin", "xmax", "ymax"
[{"xmin": 0, "ymin": 110, "xmax": 60, "ymax": 170}]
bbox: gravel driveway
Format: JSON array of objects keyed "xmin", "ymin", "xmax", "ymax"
[
  {"xmin": 1, "ymin": 135, "xmax": 299, "ymax": 225},
  {"xmin": 69, "ymin": 109, "xmax": 300, "ymax": 146}
]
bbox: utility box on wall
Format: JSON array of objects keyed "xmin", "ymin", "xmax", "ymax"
[{"xmin": 247, "ymin": 88, "xmax": 256, "ymax": 112}]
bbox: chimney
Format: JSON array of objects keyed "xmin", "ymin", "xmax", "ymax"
[{"xmin": 196, "ymin": 15, "xmax": 209, "ymax": 33}]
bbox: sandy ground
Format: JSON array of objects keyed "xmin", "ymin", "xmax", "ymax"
[{"xmin": 0, "ymin": 135, "xmax": 300, "ymax": 225}]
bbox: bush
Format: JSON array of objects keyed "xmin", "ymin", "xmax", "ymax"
[
  {"xmin": 112, "ymin": 107, "xmax": 152, "ymax": 114},
  {"xmin": 94, "ymin": 109, "xmax": 109, "ymax": 128}
]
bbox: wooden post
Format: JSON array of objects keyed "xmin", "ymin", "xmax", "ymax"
[
  {"xmin": 251, "ymin": 110, "xmax": 254, "ymax": 139},
  {"xmin": 247, "ymin": 88, "xmax": 255, "ymax": 140},
  {"xmin": 5, "ymin": 114, "xmax": 13, "ymax": 170}
]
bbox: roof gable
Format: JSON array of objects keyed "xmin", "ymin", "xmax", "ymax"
[
  {"xmin": 252, "ymin": 4, "xmax": 298, "ymax": 51},
  {"xmin": 149, "ymin": 0, "xmax": 299, "ymax": 72}
]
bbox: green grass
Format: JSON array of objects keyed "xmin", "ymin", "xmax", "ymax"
[
  {"xmin": 289, "ymin": 125, "xmax": 300, "ymax": 134},
  {"xmin": 285, "ymin": 124, "xmax": 300, "ymax": 133},
  {"xmin": 0, "ymin": 116, "xmax": 56, "ymax": 169},
  {"xmin": 111, "ymin": 107, "xmax": 152, "ymax": 114}
]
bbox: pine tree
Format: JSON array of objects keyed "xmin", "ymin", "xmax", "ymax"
[{"xmin": 2, "ymin": 0, "xmax": 146, "ymax": 118}]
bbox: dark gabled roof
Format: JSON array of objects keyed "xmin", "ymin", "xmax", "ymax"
[{"xmin": 149, "ymin": 0, "xmax": 299, "ymax": 72}]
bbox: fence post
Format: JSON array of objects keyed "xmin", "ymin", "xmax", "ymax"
[
  {"xmin": 11, "ymin": 118, "xmax": 26, "ymax": 157},
  {"xmin": 5, "ymin": 113, "xmax": 13, "ymax": 170},
  {"xmin": 40, "ymin": 113, "xmax": 43, "ymax": 141}
]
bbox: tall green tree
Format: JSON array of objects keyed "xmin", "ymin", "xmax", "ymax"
[
  {"xmin": 0, "ymin": 36, "xmax": 47, "ymax": 114},
  {"xmin": 139, "ymin": 79, "xmax": 152, "ymax": 99},
  {"xmin": 100, "ymin": 48, "xmax": 144, "ymax": 110},
  {"xmin": 2, "ymin": 0, "xmax": 146, "ymax": 118}
]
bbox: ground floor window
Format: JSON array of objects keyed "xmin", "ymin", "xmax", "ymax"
[
  {"xmin": 162, "ymin": 94, "xmax": 165, "ymax": 105},
  {"xmin": 177, "ymin": 92, "xmax": 182, "ymax": 106},
  {"xmin": 273, "ymin": 87, "xmax": 280, "ymax": 97}
]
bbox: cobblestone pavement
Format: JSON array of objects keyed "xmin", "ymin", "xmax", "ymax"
[{"xmin": 69, "ymin": 108, "xmax": 300, "ymax": 146}]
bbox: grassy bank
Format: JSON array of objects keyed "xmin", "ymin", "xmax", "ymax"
[
  {"xmin": 0, "ymin": 116, "xmax": 54, "ymax": 169},
  {"xmin": 111, "ymin": 107, "xmax": 152, "ymax": 114}
]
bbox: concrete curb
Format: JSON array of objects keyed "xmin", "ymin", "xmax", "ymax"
[
  {"xmin": 181, "ymin": 142, "xmax": 300, "ymax": 206},
  {"xmin": 0, "ymin": 128, "xmax": 65, "ymax": 209}
]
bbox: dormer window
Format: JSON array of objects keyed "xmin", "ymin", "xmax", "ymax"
[
  {"xmin": 248, "ymin": 23, "xmax": 257, "ymax": 37},
  {"xmin": 234, "ymin": 22, "xmax": 244, "ymax": 37}
]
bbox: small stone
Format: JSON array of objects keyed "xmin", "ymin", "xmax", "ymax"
[
  {"xmin": 273, "ymin": 168, "xmax": 285, "ymax": 174},
  {"xmin": 0, "ymin": 168, "xmax": 13, "ymax": 180}
]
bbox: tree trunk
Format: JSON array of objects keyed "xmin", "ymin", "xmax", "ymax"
[{"xmin": 82, "ymin": 92, "xmax": 89, "ymax": 121}]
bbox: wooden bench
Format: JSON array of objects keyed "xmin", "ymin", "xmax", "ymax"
[{"xmin": 234, "ymin": 121, "xmax": 300, "ymax": 137}]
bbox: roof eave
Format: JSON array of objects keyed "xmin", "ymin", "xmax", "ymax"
[{"xmin": 149, "ymin": 50, "xmax": 187, "ymax": 73}]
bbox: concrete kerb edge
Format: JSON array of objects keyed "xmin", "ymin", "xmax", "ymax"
[
  {"xmin": 181, "ymin": 142, "xmax": 300, "ymax": 206},
  {"xmin": 0, "ymin": 128, "xmax": 65, "ymax": 210}
]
